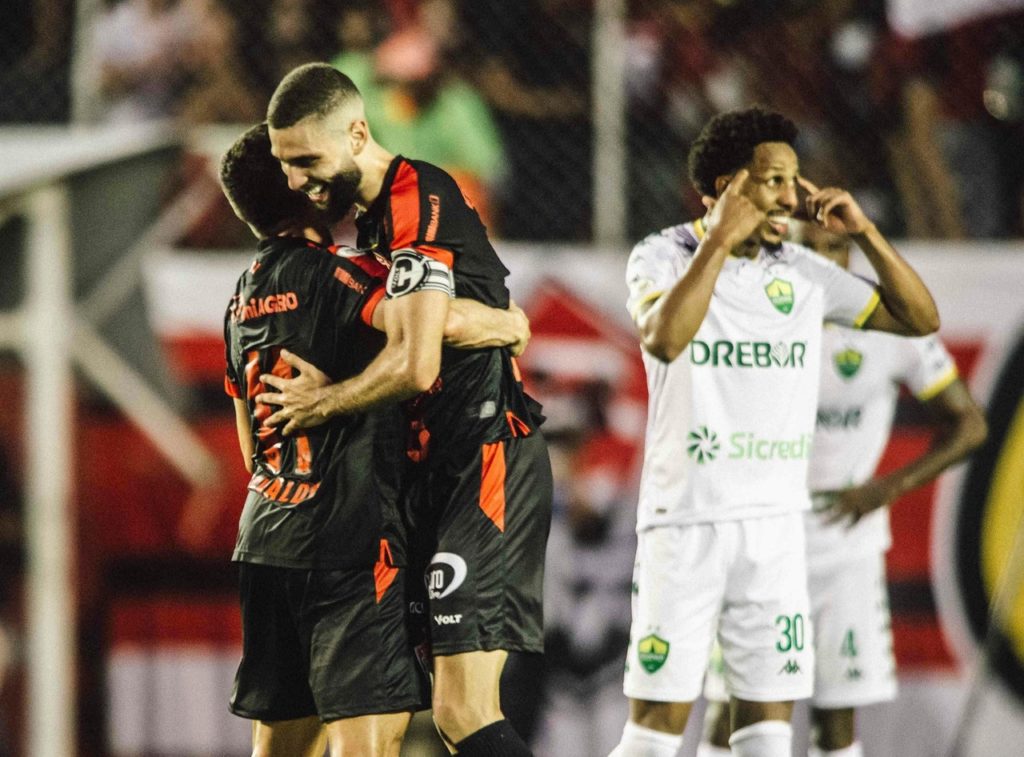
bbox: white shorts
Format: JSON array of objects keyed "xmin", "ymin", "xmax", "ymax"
[
  {"xmin": 623, "ymin": 513, "xmax": 814, "ymax": 703},
  {"xmin": 808, "ymin": 552, "xmax": 897, "ymax": 707}
]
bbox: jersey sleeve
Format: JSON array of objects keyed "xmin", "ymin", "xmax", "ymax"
[
  {"xmin": 899, "ymin": 334, "xmax": 959, "ymax": 401},
  {"xmin": 813, "ymin": 254, "xmax": 880, "ymax": 328},
  {"xmin": 625, "ymin": 234, "xmax": 687, "ymax": 323},
  {"xmin": 326, "ymin": 253, "xmax": 389, "ymax": 328},
  {"xmin": 387, "ymin": 160, "xmax": 456, "ymax": 268}
]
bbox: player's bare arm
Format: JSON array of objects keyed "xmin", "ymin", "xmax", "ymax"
[
  {"xmin": 258, "ymin": 288, "xmax": 449, "ymax": 434},
  {"xmin": 232, "ymin": 398, "xmax": 255, "ymax": 474},
  {"xmin": 639, "ymin": 169, "xmax": 764, "ymax": 361},
  {"xmin": 823, "ymin": 378, "xmax": 987, "ymax": 526},
  {"xmin": 441, "ymin": 298, "xmax": 531, "ymax": 356},
  {"xmin": 256, "ymin": 290, "xmax": 532, "ymax": 434},
  {"xmin": 798, "ymin": 176, "xmax": 940, "ymax": 337}
]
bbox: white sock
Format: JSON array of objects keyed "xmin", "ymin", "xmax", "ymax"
[
  {"xmin": 696, "ymin": 743, "xmax": 732, "ymax": 757},
  {"xmin": 608, "ymin": 720, "xmax": 684, "ymax": 757},
  {"xmin": 729, "ymin": 720, "xmax": 792, "ymax": 757},
  {"xmin": 809, "ymin": 742, "xmax": 864, "ymax": 757}
]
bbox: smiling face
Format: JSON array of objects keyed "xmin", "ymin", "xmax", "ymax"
[
  {"xmin": 269, "ymin": 109, "xmax": 365, "ymax": 222},
  {"xmin": 735, "ymin": 141, "xmax": 800, "ymax": 246}
]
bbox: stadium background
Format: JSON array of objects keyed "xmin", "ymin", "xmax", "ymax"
[{"xmin": 1, "ymin": 0, "xmax": 1024, "ymax": 755}]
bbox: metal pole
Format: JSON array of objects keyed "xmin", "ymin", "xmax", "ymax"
[
  {"xmin": 24, "ymin": 184, "xmax": 76, "ymax": 757},
  {"xmin": 592, "ymin": 0, "xmax": 628, "ymax": 247}
]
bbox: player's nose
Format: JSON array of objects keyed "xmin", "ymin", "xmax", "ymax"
[
  {"xmin": 283, "ymin": 165, "xmax": 306, "ymax": 191},
  {"xmin": 779, "ymin": 182, "xmax": 798, "ymax": 213}
]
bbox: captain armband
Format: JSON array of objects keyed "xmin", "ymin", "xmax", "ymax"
[{"xmin": 385, "ymin": 249, "xmax": 455, "ymax": 299}]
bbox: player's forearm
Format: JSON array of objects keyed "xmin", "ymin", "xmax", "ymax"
[
  {"xmin": 883, "ymin": 410, "xmax": 988, "ymax": 501},
  {"xmin": 641, "ymin": 236, "xmax": 730, "ymax": 361},
  {"xmin": 444, "ymin": 299, "xmax": 526, "ymax": 350},
  {"xmin": 320, "ymin": 290, "xmax": 448, "ymax": 416},
  {"xmin": 854, "ymin": 225, "xmax": 940, "ymax": 335},
  {"xmin": 316, "ymin": 342, "xmax": 436, "ymax": 416}
]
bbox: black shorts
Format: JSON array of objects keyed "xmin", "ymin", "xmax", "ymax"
[
  {"xmin": 229, "ymin": 559, "xmax": 430, "ymax": 722},
  {"xmin": 414, "ymin": 431, "xmax": 553, "ymax": 656}
]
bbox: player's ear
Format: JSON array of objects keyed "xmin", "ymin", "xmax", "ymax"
[
  {"xmin": 349, "ymin": 118, "xmax": 369, "ymax": 155},
  {"xmin": 713, "ymin": 174, "xmax": 733, "ymax": 197}
]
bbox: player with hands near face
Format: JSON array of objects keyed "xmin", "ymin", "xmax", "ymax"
[{"xmin": 613, "ymin": 106, "xmax": 940, "ymax": 757}]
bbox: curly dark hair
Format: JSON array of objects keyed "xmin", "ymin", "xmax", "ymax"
[
  {"xmin": 268, "ymin": 63, "xmax": 361, "ymax": 129},
  {"xmin": 220, "ymin": 122, "xmax": 312, "ymax": 238},
  {"xmin": 687, "ymin": 107, "xmax": 799, "ymax": 197}
]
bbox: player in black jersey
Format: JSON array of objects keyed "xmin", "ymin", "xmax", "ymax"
[
  {"xmin": 256, "ymin": 64, "xmax": 552, "ymax": 757},
  {"xmin": 220, "ymin": 123, "xmax": 532, "ymax": 757}
]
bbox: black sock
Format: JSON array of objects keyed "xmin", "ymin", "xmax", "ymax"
[{"xmin": 454, "ymin": 719, "xmax": 533, "ymax": 756}]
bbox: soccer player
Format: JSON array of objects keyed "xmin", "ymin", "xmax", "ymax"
[
  {"xmin": 254, "ymin": 64, "xmax": 552, "ymax": 757},
  {"xmin": 220, "ymin": 122, "xmax": 532, "ymax": 757},
  {"xmin": 699, "ymin": 221, "xmax": 987, "ymax": 757},
  {"xmin": 610, "ymin": 106, "xmax": 940, "ymax": 757}
]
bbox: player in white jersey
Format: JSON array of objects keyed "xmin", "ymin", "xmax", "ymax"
[
  {"xmin": 609, "ymin": 107, "xmax": 941, "ymax": 757},
  {"xmin": 699, "ymin": 222, "xmax": 987, "ymax": 757}
]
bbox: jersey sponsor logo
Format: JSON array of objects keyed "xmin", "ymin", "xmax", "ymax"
[
  {"xmin": 687, "ymin": 428, "xmax": 813, "ymax": 462},
  {"xmin": 434, "ymin": 613, "xmax": 463, "ymax": 625},
  {"xmin": 332, "ymin": 266, "xmax": 367, "ymax": 294},
  {"xmin": 426, "ymin": 552, "xmax": 468, "ymax": 600},
  {"xmin": 730, "ymin": 432, "xmax": 812, "ymax": 461},
  {"xmin": 230, "ymin": 292, "xmax": 300, "ymax": 323},
  {"xmin": 426, "ymin": 193, "xmax": 441, "ymax": 241},
  {"xmin": 765, "ymin": 277, "xmax": 795, "ymax": 314},
  {"xmin": 637, "ymin": 634, "xmax": 670, "ymax": 673},
  {"xmin": 689, "ymin": 339, "xmax": 807, "ymax": 368},
  {"xmin": 816, "ymin": 407, "xmax": 862, "ymax": 429},
  {"xmin": 686, "ymin": 426, "xmax": 720, "ymax": 463},
  {"xmin": 834, "ymin": 348, "xmax": 863, "ymax": 378}
]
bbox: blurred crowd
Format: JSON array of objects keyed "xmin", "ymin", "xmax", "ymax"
[{"xmin": 2, "ymin": 0, "xmax": 1024, "ymax": 240}]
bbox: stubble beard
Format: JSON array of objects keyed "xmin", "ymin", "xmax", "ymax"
[{"xmin": 322, "ymin": 167, "xmax": 363, "ymax": 223}]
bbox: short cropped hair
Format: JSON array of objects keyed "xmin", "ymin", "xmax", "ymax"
[
  {"xmin": 220, "ymin": 122, "xmax": 310, "ymax": 238},
  {"xmin": 267, "ymin": 63, "xmax": 362, "ymax": 129},
  {"xmin": 687, "ymin": 107, "xmax": 799, "ymax": 197}
]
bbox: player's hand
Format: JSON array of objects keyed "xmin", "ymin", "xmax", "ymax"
[
  {"xmin": 821, "ymin": 478, "xmax": 896, "ymax": 527},
  {"xmin": 256, "ymin": 350, "xmax": 332, "ymax": 435},
  {"xmin": 507, "ymin": 299, "xmax": 531, "ymax": 356},
  {"xmin": 704, "ymin": 169, "xmax": 765, "ymax": 249},
  {"xmin": 797, "ymin": 176, "xmax": 872, "ymax": 235}
]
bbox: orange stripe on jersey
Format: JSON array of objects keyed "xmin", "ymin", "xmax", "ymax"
[
  {"xmin": 510, "ymin": 357, "xmax": 522, "ymax": 382},
  {"xmin": 389, "ymin": 161, "xmax": 422, "ymax": 250},
  {"xmin": 479, "ymin": 442, "xmax": 507, "ymax": 532},
  {"xmin": 361, "ymin": 286, "xmax": 386, "ymax": 327},
  {"xmin": 224, "ymin": 375, "xmax": 241, "ymax": 398},
  {"xmin": 506, "ymin": 411, "xmax": 531, "ymax": 438},
  {"xmin": 374, "ymin": 538, "xmax": 399, "ymax": 602},
  {"xmin": 416, "ymin": 244, "xmax": 454, "ymax": 269}
]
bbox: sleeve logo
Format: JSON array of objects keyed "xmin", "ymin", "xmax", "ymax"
[{"xmin": 386, "ymin": 250, "xmax": 430, "ymax": 297}]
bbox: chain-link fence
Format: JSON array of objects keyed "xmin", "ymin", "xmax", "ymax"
[{"xmin": 4, "ymin": 0, "xmax": 1023, "ymax": 242}]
